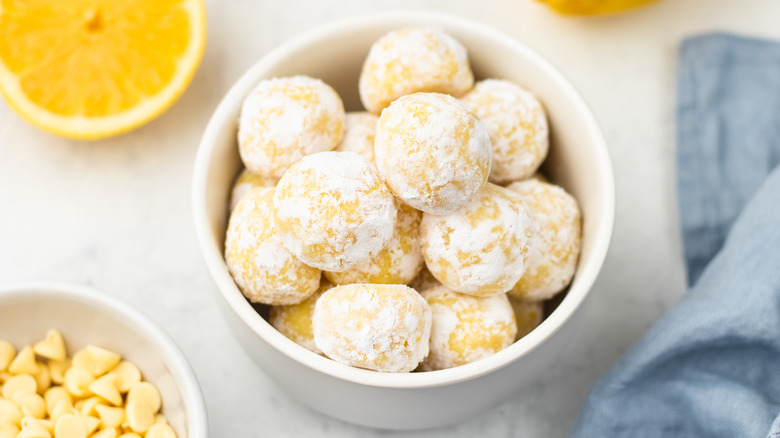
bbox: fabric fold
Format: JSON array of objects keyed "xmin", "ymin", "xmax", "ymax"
[{"xmin": 571, "ymin": 33, "xmax": 780, "ymax": 438}]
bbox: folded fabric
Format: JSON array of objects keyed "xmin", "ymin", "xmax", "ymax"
[
  {"xmin": 677, "ymin": 33, "xmax": 780, "ymax": 286},
  {"xmin": 570, "ymin": 33, "xmax": 780, "ymax": 438}
]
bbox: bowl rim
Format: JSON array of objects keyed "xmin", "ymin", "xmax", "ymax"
[
  {"xmin": 0, "ymin": 281, "xmax": 209, "ymax": 437},
  {"xmin": 193, "ymin": 10, "xmax": 615, "ymax": 389}
]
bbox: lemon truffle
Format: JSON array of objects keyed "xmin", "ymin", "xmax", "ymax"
[
  {"xmin": 460, "ymin": 79, "xmax": 549, "ymax": 183},
  {"xmin": 334, "ymin": 112, "xmax": 379, "ymax": 162},
  {"xmin": 238, "ymin": 75, "xmax": 345, "ymax": 177},
  {"xmin": 313, "ymin": 284, "xmax": 432, "ymax": 372},
  {"xmin": 225, "ymin": 187, "xmax": 321, "ymax": 305},
  {"xmin": 509, "ymin": 296, "xmax": 543, "ymax": 341},
  {"xmin": 269, "ymin": 280, "xmax": 334, "ymax": 354},
  {"xmin": 375, "ymin": 92, "xmax": 491, "ymax": 215},
  {"xmin": 325, "ymin": 203, "xmax": 424, "ymax": 285},
  {"xmin": 359, "ymin": 28, "xmax": 474, "ymax": 114},
  {"xmin": 419, "ymin": 285, "xmax": 517, "ymax": 371},
  {"xmin": 506, "ymin": 179, "xmax": 582, "ymax": 301},
  {"xmin": 273, "ymin": 151, "xmax": 397, "ymax": 272},
  {"xmin": 420, "ymin": 183, "xmax": 533, "ymax": 296},
  {"xmin": 229, "ymin": 169, "xmax": 279, "ymax": 211}
]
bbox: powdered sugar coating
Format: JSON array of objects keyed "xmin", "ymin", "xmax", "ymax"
[
  {"xmin": 359, "ymin": 28, "xmax": 474, "ymax": 114},
  {"xmin": 225, "ymin": 188, "xmax": 321, "ymax": 305},
  {"xmin": 461, "ymin": 79, "xmax": 549, "ymax": 183},
  {"xmin": 509, "ymin": 296, "xmax": 543, "ymax": 341},
  {"xmin": 238, "ymin": 75, "xmax": 345, "ymax": 177},
  {"xmin": 419, "ymin": 285, "xmax": 517, "ymax": 371},
  {"xmin": 269, "ymin": 280, "xmax": 335, "ymax": 354},
  {"xmin": 375, "ymin": 92, "xmax": 491, "ymax": 215},
  {"xmin": 229, "ymin": 169, "xmax": 279, "ymax": 211},
  {"xmin": 506, "ymin": 179, "xmax": 582, "ymax": 301},
  {"xmin": 313, "ymin": 284, "xmax": 432, "ymax": 372},
  {"xmin": 334, "ymin": 112, "xmax": 379, "ymax": 162},
  {"xmin": 273, "ymin": 151, "xmax": 397, "ymax": 272},
  {"xmin": 325, "ymin": 203, "xmax": 424, "ymax": 285},
  {"xmin": 420, "ymin": 183, "xmax": 533, "ymax": 296}
]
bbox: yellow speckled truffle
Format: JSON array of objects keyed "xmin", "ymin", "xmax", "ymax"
[
  {"xmin": 419, "ymin": 285, "xmax": 517, "ymax": 371},
  {"xmin": 506, "ymin": 179, "xmax": 582, "ymax": 301},
  {"xmin": 509, "ymin": 296, "xmax": 543, "ymax": 341},
  {"xmin": 229, "ymin": 169, "xmax": 279, "ymax": 211},
  {"xmin": 421, "ymin": 183, "xmax": 533, "ymax": 296},
  {"xmin": 238, "ymin": 75, "xmax": 345, "ymax": 177},
  {"xmin": 375, "ymin": 92, "xmax": 491, "ymax": 215},
  {"xmin": 313, "ymin": 284, "xmax": 432, "ymax": 372},
  {"xmin": 325, "ymin": 203, "xmax": 424, "ymax": 285},
  {"xmin": 269, "ymin": 280, "xmax": 335, "ymax": 354},
  {"xmin": 225, "ymin": 188, "xmax": 321, "ymax": 305},
  {"xmin": 273, "ymin": 151, "xmax": 397, "ymax": 272},
  {"xmin": 461, "ymin": 79, "xmax": 549, "ymax": 184},
  {"xmin": 359, "ymin": 28, "xmax": 474, "ymax": 114},
  {"xmin": 409, "ymin": 265, "xmax": 442, "ymax": 293},
  {"xmin": 334, "ymin": 112, "xmax": 379, "ymax": 162}
]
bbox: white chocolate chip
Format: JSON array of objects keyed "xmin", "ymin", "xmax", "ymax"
[
  {"xmin": 146, "ymin": 423, "xmax": 178, "ymax": 438},
  {"xmin": 54, "ymin": 414, "xmax": 86, "ymax": 438},
  {"xmin": 0, "ymin": 341, "xmax": 15, "ymax": 372},
  {"xmin": 32, "ymin": 330, "xmax": 67, "ymax": 362},
  {"xmin": 2, "ymin": 374, "xmax": 37, "ymax": 400},
  {"xmin": 8, "ymin": 346, "xmax": 39, "ymax": 375},
  {"xmin": 125, "ymin": 400, "xmax": 154, "ymax": 433},
  {"xmin": 89, "ymin": 373, "xmax": 122, "ymax": 406},
  {"xmin": 64, "ymin": 367, "xmax": 94, "ymax": 397},
  {"xmin": 110, "ymin": 361, "xmax": 141, "ymax": 393},
  {"xmin": 126, "ymin": 382, "xmax": 161, "ymax": 413},
  {"xmin": 95, "ymin": 404, "xmax": 125, "ymax": 428}
]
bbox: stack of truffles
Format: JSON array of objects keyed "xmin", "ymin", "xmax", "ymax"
[{"xmin": 224, "ymin": 28, "xmax": 582, "ymax": 373}]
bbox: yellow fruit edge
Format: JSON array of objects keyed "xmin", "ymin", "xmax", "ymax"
[
  {"xmin": 538, "ymin": 0, "xmax": 658, "ymax": 15},
  {"xmin": 0, "ymin": 0, "xmax": 208, "ymax": 140}
]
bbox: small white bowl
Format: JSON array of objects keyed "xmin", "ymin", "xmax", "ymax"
[
  {"xmin": 193, "ymin": 11, "xmax": 614, "ymax": 430},
  {"xmin": 0, "ymin": 282, "xmax": 208, "ymax": 437}
]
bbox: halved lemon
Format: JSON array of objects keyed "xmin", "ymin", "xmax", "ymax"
[{"xmin": 0, "ymin": 0, "xmax": 206, "ymax": 139}]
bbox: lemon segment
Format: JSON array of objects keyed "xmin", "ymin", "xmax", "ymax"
[{"xmin": 0, "ymin": 0, "xmax": 206, "ymax": 139}]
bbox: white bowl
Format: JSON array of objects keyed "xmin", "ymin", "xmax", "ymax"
[
  {"xmin": 193, "ymin": 11, "xmax": 614, "ymax": 430},
  {"xmin": 0, "ymin": 282, "xmax": 208, "ymax": 437}
]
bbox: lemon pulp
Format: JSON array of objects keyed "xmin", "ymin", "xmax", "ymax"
[{"xmin": 0, "ymin": 0, "xmax": 206, "ymax": 139}]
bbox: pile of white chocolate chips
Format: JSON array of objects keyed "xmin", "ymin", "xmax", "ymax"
[
  {"xmin": 0, "ymin": 330, "xmax": 176, "ymax": 438},
  {"xmin": 224, "ymin": 28, "xmax": 581, "ymax": 373}
]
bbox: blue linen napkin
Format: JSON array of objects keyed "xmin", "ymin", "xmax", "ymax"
[{"xmin": 570, "ymin": 33, "xmax": 780, "ymax": 438}]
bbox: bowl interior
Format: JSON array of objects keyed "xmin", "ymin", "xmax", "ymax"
[
  {"xmin": 194, "ymin": 12, "xmax": 614, "ymax": 387},
  {"xmin": 0, "ymin": 283, "xmax": 204, "ymax": 437}
]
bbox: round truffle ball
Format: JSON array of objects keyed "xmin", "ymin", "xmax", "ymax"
[
  {"xmin": 419, "ymin": 285, "xmax": 517, "ymax": 371},
  {"xmin": 225, "ymin": 188, "xmax": 321, "ymax": 305},
  {"xmin": 229, "ymin": 169, "xmax": 279, "ymax": 211},
  {"xmin": 460, "ymin": 79, "xmax": 549, "ymax": 183},
  {"xmin": 273, "ymin": 151, "xmax": 397, "ymax": 272},
  {"xmin": 359, "ymin": 28, "xmax": 474, "ymax": 114},
  {"xmin": 506, "ymin": 179, "xmax": 582, "ymax": 301},
  {"xmin": 420, "ymin": 183, "xmax": 533, "ymax": 296},
  {"xmin": 375, "ymin": 92, "xmax": 491, "ymax": 215},
  {"xmin": 325, "ymin": 203, "xmax": 424, "ymax": 285},
  {"xmin": 509, "ymin": 296, "xmax": 543, "ymax": 342},
  {"xmin": 334, "ymin": 112, "xmax": 379, "ymax": 162},
  {"xmin": 238, "ymin": 75, "xmax": 345, "ymax": 177},
  {"xmin": 313, "ymin": 284, "xmax": 432, "ymax": 372},
  {"xmin": 269, "ymin": 280, "xmax": 334, "ymax": 354}
]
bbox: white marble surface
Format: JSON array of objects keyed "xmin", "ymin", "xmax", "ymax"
[{"xmin": 2, "ymin": 1, "xmax": 780, "ymax": 436}]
